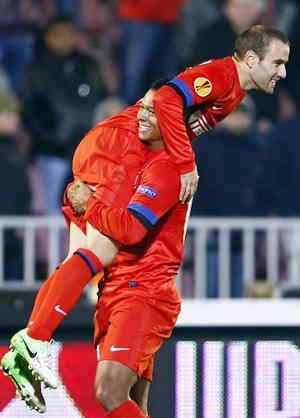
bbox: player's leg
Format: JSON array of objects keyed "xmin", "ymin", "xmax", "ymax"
[
  {"xmin": 96, "ymin": 289, "xmax": 179, "ymax": 417},
  {"xmin": 84, "ymin": 222, "xmax": 119, "ymax": 265},
  {"xmin": 28, "ymin": 221, "xmax": 87, "ymax": 327},
  {"xmin": 27, "ymin": 222, "xmax": 118, "ymax": 339},
  {"xmin": 10, "ymin": 222, "xmax": 118, "ymax": 386},
  {"xmin": 94, "ymin": 360, "xmax": 147, "ymax": 417},
  {"xmin": 0, "ymin": 222, "xmax": 87, "ymax": 403},
  {"xmin": 9, "ymin": 221, "xmax": 88, "ymax": 389},
  {"xmin": 93, "ymin": 297, "xmax": 162, "ymax": 417},
  {"xmin": 130, "ymin": 378, "xmax": 151, "ymax": 417},
  {"xmin": 8, "ymin": 126, "xmax": 145, "ymax": 389}
]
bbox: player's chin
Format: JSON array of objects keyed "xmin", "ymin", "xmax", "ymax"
[
  {"xmin": 263, "ymin": 87, "xmax": 274, "ymax": 95},
  {"xmin": 138, "ymin": 132, "xmax": 151, "ymax": 141},
  {"xmin": 266, "ymin": 83, "xmax": 276, "ymax": 94}
]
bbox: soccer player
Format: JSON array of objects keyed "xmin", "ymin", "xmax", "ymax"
[
  {"xmin": 2, "ymin": 81, "xmax": 183, "ymax": 416},
  {"xmin": 153, "ymin": 24, "xmax": 290, "ymax": 202},
  {"xmin": 1, "ymin": 24, "xmax": 289, "ymax": 412},
  {"xmin": 0, "ymin": 82, "xmax": 159, "ymax": 413},
  {"xmin": 69, "ymin": 88, "xmax": 186, "ymax": 418}
]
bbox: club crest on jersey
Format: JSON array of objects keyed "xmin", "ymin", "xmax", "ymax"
[
  {"xmin": 194, "ymin": 77, "xmax": 212, "ymax": 97},
  {"xmin": 137, "ymin": 185, "xmax": 157, "ymax": 198}
]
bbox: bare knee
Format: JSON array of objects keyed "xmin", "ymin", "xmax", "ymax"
[
  {"xmin": 95, "ymin": 360, "xmax": 138, "ymax": 411},
  {"xmin": 86, "ymin": 224, "xmax": 119, "ymax": 266},
  {"xmin": 95, "ymin": 374, "xmax": 128, "ymax": 411}
]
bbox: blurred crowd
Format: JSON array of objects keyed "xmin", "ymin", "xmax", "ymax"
[{"xmin": 2, "ymin": 0, "xmax": 300, "ymax": 293}]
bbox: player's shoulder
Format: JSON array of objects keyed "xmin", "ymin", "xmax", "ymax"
[
  {"xmin": 144, "ymin": 150, "xmax": 180, "ymax": 176},
  {"xmin": 173, "ymin": 56, "xmax": 235, "ymax": 101},
  {"xmin": 141, "ymin": 150, "xmax": 181, "ymax": 193},
  {"xmin": 135, "ymin": 150, "xmax": 181, "ymax": 202},
  {"xmin": 185, "ymin": 56, "xmax": 233, "ymax": 82}
]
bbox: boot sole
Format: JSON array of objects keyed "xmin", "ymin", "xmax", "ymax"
[{"xmin": 1, "ymin": 357, "xmax": 46, "ymax": 413}]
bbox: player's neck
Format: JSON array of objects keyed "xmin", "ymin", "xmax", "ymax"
[
  {"xmin": 148, "ymin": 141, "xmax": 165, "ymax": 152},
  {"xmin": 232, "ymin": 56, "xmax": 253, "ymax": 91}
]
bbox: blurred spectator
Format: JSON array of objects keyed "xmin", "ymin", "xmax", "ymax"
[
  {"xmin": 278, "ymin": 1, "xmax": 300, "ymax": 109},
  {"xmin": 0, "ymin": 0, "xmax": 48, "ymax": 90},
  {"xmin": 79, "ymin": 1, "xmax": 120, "ymax": 94},
  {"xmin": 175, "ymin": 0, "xmax": 221, "ymax": 68},
  {"xmin": 19, "ymin": 15, "xmax": 107, "ymax": 214},
  {"xmin": 176, "ymin": 0, "xmax": 222, "ymax": 69},
  {"xmin": 191, "ymin": 98, "xmax": 265, "ymax": 297},
  {"xmin": 55, "ymin": 0, "xmax": 80, "ymax": 23},
  {"xmin": 183, "ymin": 0, "xmax": 280, "ymax": 130},
  {"xmin": 0, "ymin": 66, "xmax": 12, "ymax": 92},
  {"xmin": 184, "ymin": 0, "xmax": 266, "ymax": 66},
  {"xmin": 254, "ymin": 92, "xmax": 300, "ymax": 283},
  {"xmin": 0, "ymin": 90, "xmax": 31, "ymax": 280},
  {"xmin": 257, "ymin": 94, "xmax": 300, "ymax": 217},
  {"xmin": 117, "ymin": 0, "xmax": 185, "ymax": 104}
]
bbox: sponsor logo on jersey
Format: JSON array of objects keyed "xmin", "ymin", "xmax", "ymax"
[
  {"xmin": 137, "ymin": 185, "xmax": 157, "ymax": 198},
  {"xmin": 194, "ymin": 77, "xmax": 212, "ymax": 97}
]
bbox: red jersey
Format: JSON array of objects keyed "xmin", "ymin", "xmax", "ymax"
[
  {"xmin": 85, "ymin": 149, "xmax": 188, "ymax": 301},
  {"xmin": 119, "ymin": 0, "xmax": 185, "ymax": 24},
  {"xmin": 62, "ymin": 103, "xmax": 148, "ymax": 232},
  {"xmin": 153, "ymin": 56, "xmax": 246, "ymax": 173},
  {"xmin": 71, "ymin": 103, "xmax": 148, "ymax": 192}
]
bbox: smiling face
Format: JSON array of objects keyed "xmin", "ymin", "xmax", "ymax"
[
  {"xmin": 137, "ymin": 89, "xmax": 164, "ymax": 151},
  {"xmin": 248, "ymin": 38, "xmax": 290, "ymax": 94}
]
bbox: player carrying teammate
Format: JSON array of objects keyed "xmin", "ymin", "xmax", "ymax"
[{"xmin": 67, "ymin": 86, "xmax": 187, "ymax": 418}]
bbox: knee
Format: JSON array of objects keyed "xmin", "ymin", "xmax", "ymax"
[
  {"xmin": 85, "ymin": 231, "xmax": 119, "ymax": 267},
  {"xmin": 84, "ymin": 242, "xmax": 117, "ymax": 267},
  {"xmin": 95, "ymin": 386, "xmax": 116, "ymax": 411},
  {"xmin": 95, "ymin": 377, "xmax": 126, "ymax": 411}
]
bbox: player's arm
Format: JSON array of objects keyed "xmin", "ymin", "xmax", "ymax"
[
  {"xmin": 154, "ymin": 67, "xmax": 225, "ymax": 202},
  {"xmin": 85, "ymin": 160, "xmax": 180, "ymax": 245},
  {"xmin": 153, "ymin": 84, "xmax": 200, "ymax": 203},
  {"xmin": 154, "ymin": 85, "xmax": 195, "ymax": 175}
]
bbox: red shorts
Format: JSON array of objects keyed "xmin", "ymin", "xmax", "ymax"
[
  {"xmin": 61, "ymin": 124, "xmax": 148, "ymax": 233},
  {"xmin": 93, "ymin": 289, "xmax": 180, "ymax": 381}
]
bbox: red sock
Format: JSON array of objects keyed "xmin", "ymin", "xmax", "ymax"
[
  {"xmin": 28, "ymin": 248, "xmax": 102, "ymax": 341},
  {"xmin": 27, "ymin": 269, "xmax": 58, "ymax": 326},
  {"xmin": 108, "ymin": 400, "xmax": 146, "ymax": 418}
]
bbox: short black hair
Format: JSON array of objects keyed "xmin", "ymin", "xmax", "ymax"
[
  {"xmin": 234, "ymin": 25, "xmax": 290, "ymax": 60},
  {"xmin": 150, "ymin": 78, "xmax": 171, "ymax": 91}
]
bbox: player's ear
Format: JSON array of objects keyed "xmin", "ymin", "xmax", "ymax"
[{"xmin": 244, "ymin": 50, "xmax": 260, "ymax": 69}]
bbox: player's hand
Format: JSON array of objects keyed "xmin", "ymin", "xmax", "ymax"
[
  {"xmin": 179, "ymin": 167, "xmax": 199, "ymax": 203},
  {"xmin": 67, "ymin": 180, "xmax": 94, "ymax": 216}
]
